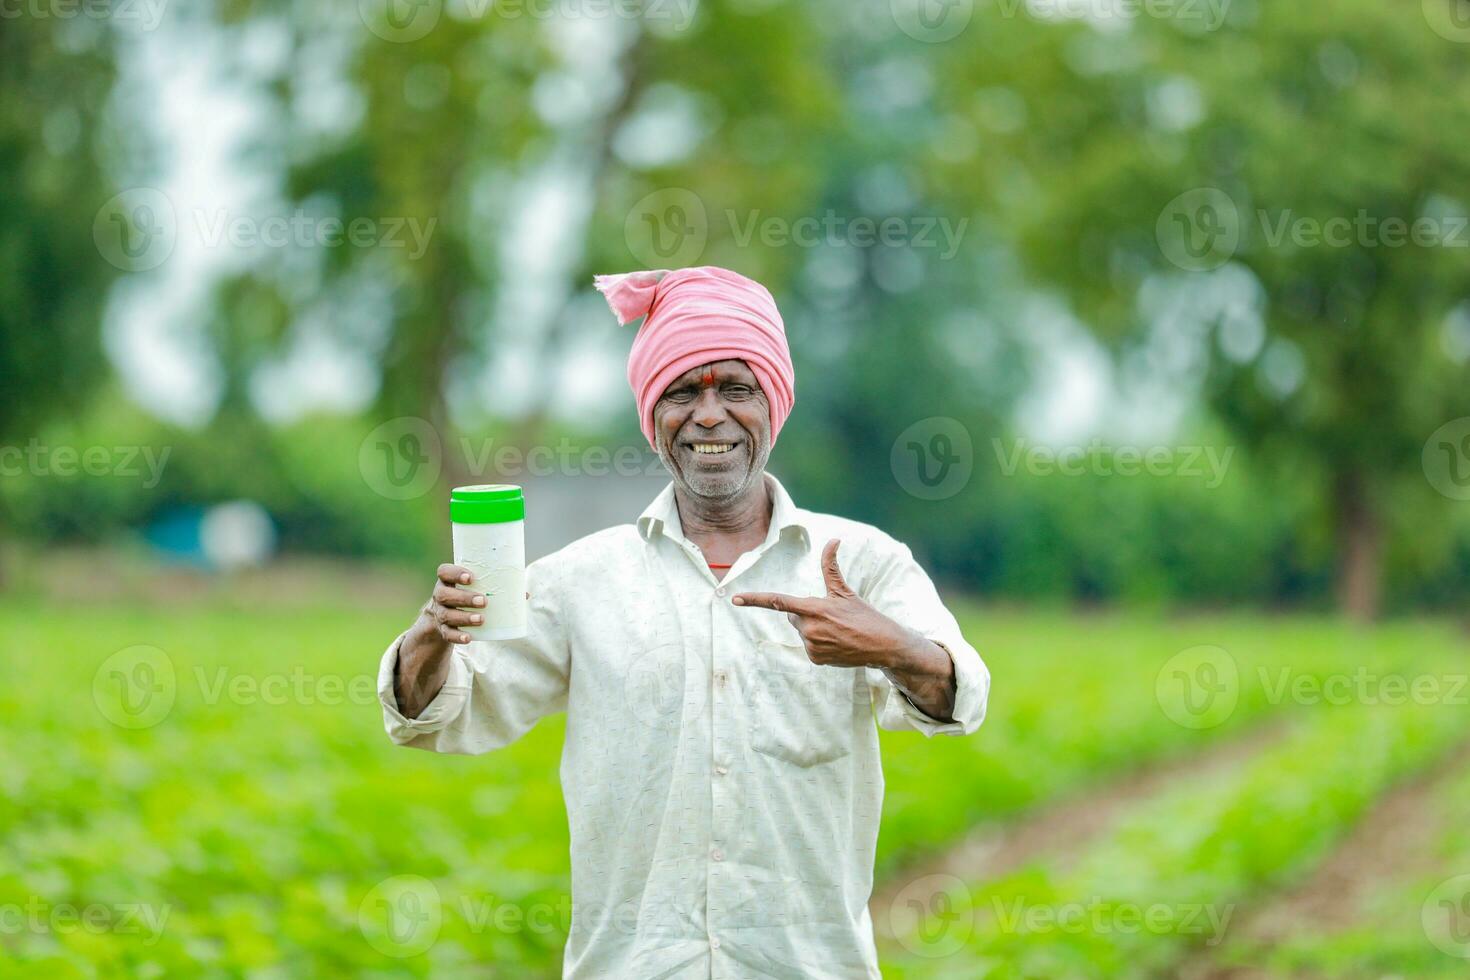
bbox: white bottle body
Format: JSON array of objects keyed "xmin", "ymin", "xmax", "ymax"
[{"xmin": 451, "ymin": 518, "xmax": 527, "ymax": 640}]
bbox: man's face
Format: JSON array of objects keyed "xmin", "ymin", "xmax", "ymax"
[{"xmin": 652, "ymin": 358, "xmax": 772, "ymax": 501}]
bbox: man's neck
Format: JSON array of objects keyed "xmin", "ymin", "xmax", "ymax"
[{"xmin": 673, "ymin": 474, "xmax": 773, "ymax": 564}]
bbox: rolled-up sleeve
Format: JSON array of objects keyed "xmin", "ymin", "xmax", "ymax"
[
  {"xmin": 860, "ymin": 539, "xmax": 990, "ymax": 738},
  {"xmin": 377, "ymin": 559, "xmax": 571, "ymax": 755}
]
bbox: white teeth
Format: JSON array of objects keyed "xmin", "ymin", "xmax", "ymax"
[{"xmin": 693, "ymin": 443, "xmax": 734, "ymax": 454}]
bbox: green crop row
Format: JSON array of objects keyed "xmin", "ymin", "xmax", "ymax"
[
  {"xmin": 4, "ymin": 597, "xmax": 1464, "ymax": 977},
  {"xmin": 1208, "ymin": 751, "xmax": 1470, "ymax": 979},
  {"xmin": 874, "ymin": 609, "xmax": 1469, "ymax": 878},
  {"xmin": 878, "ymin": 679, "xmax": 1470, "ymax": 978}
]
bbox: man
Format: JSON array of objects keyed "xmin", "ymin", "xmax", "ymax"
[{"xmin": 377, "ymin": 265, "xmax": 989, "ymax": 979}]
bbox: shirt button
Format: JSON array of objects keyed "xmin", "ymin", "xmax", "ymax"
[
  {"xmin": 711, "ymin": 847, "xmax": 724, "ymax": 862},
  {"xmin": 714, "ymin": 765, "xmax": 728, "ymax": 776},
  {"xmin": 714, "ymin": 671, "xmax": 727, "ymax": 687},
  {"xmin": 710, "ymin": 937, "xmax": 721, "ymax": 950},
  {"xmin": 716, "ymin": 586, "xmax": 726, "ymax": 597}
]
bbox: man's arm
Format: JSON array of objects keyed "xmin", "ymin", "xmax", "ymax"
[
  {"xmin": 377, "ymin": 561, "xmax": 571, "ymax": 755},
  {"xmin": 878, "ymin": 633, "xmax": 958, "ymax": 724},
  {"xmin": 394, "ymin": 563, "xmax": 486, "ymax": 718},
  {"xmin": 733, "ymin": 538, "xmax": 983, "ymax": 731}
]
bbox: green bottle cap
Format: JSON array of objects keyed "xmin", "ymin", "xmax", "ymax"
[{"xmin": 450, "ymin": 484, "xmax": 525, "ymax": 524}]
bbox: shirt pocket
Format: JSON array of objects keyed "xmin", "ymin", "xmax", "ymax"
[{"xmin": 748, "ymin": 639, "xmax": 862, "ymax": 768}]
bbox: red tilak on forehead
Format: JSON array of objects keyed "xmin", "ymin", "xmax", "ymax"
[{"xmin": 700, "ymin": 367, "xmax": 715, "ymax": 386}]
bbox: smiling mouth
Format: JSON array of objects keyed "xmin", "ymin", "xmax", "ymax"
[{"xmin": 687, "ymin": 442, "xmax": 739, "ymax": 456}]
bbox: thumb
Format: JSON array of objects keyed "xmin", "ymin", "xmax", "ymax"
[{"xmin": 821, "ymin": 538, "xmax": 854, "ymax": 597}]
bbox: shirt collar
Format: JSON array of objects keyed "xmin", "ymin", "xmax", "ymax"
[{"xmin": 637, "ymin": 471, "xmax": 810, "ymax": 549}]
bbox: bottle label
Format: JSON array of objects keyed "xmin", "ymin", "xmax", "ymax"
[{"xmin": 467, "ymin": 564, "xmax": 526, "ymax": 632}]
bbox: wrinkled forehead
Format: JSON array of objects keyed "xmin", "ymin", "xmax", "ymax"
[{"xmin": 661, "ymin": 358, "xmax": 760, "ymax": 392}]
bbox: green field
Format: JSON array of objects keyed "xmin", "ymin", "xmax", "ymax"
[{"xmin": 2, "ymin": 595, "xmax": 1467, "ymax": 977}]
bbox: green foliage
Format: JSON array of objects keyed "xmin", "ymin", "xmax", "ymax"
[
  {"xmin": 1223, "ymin": 760, "xmax": 1470, "ymax": 979},
  {"xmin": 6, "ymin": 395, "xmax": 1469, "ymax": 608},
  {"xmin": 0, "ymin": 17, "xmax": 118, "ymax": 443},
  {"xmin": 5, "ymin": 595, "xmax": 1466, "ymax": 976},
  {"xmin": 918, "ymin": 2, "xmax": 1470, "ymax": 610},
  {"xmin": 880, "ymin": 617, "xmax": 1470, "ymax": 977}
]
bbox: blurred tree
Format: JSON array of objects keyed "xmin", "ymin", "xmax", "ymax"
[
  {"xmin": 926, "ymin": 2, "xmax": 1470, "ymax": 618},
  {"xmin": 209, "ymin": 3, "xmax": 555, "ymax": 460},
  {"xmin": 0, "ymin": 18, "xmax": 119, "ymax": 581},
  {"xmin": 219, "ymin": 2, "xmax": 851, "ymax": 476},
  {"xmin": 571, "ymin": 3, "xmax": 1038, "ymax": 548}
]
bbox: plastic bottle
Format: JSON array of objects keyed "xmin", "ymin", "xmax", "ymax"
[{"xmin": 450, "ymin": 484, "xmax": 527, "ymax": 640}]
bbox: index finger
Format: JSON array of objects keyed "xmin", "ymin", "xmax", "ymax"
[
  {"xmin": 438, "ymin": 563, "xmax": 473, "ymax": 585},
  {"xmin": 732, "ymin": 592, "xmax": 821, "ymax": 616}
]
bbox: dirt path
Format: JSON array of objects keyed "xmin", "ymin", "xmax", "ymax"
[
  {"xmin": 1178, "ymin": 738, "xmax": 1470, "ymax": 980},
  {"xmin": 868, "ymin": 721, "xmax": 1288, "ymax": 941}
]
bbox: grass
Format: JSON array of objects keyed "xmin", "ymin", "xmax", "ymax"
[
  {"xmin": 878, "ymin": 615, "xmax": 1470, "ymax": 978},
  {"xmin": 1, "ymin": 594, "xmax": 1466, "ymax": 977},
  {"xmin": 1209, "ymin": 743, "xmax": 1470, "ymax": 979}
]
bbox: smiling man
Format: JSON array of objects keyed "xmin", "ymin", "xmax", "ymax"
[{"xmin": 377, "ymin": 265, "xmax": 989, "ymax": 979}]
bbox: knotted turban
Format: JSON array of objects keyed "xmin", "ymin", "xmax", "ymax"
[{"xmin": 594, "ymin": 266, "xmax": 796, "ymax": 450}]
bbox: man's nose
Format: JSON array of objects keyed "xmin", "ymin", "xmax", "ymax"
[{"xmin": 692, "ymin": 388, "xmax": 729, "ymax": 428}]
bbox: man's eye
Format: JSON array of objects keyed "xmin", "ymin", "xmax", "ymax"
[
  {"xmin": 665, "ymin": 389, "xmax": 696, "ymax": 402},
  {"xmin": 723, "ymin": 385, "xmax": 754, "ymax": 398}
]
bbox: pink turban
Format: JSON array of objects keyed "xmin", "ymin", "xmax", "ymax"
[{"xmin": 594, "ymin": 265, "xmax": 796, "ymax": 450}]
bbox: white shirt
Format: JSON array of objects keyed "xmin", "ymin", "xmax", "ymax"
[{"xmin": 377, "ymin": 473, "xmax": 989, "ymax": 979}]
